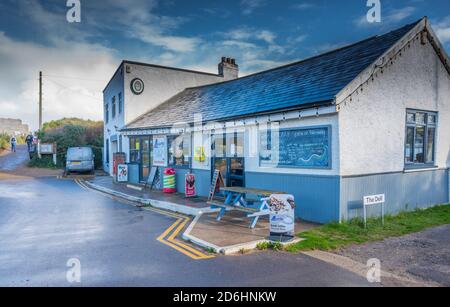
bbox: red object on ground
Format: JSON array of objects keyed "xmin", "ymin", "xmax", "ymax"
[
  {"xmin": 113, "ymin": 152, "xmax": 126, "ymax": 176},
  {"xmin": 163, "ymin": 168, "xmax": 176, "ymax": 194},
  {"xmin": 185, "ymin": 173, "xmax": 196, "ymax": 197}
]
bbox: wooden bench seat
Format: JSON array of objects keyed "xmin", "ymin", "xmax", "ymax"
[{"xmin": 207, "ymin": 201, "xmax": 258, "ymax": 214}]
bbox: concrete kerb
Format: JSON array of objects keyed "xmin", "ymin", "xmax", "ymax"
[
  {"xmin": 83, "ymin": 180, "xmax": 303, "ymax": 255},
  {"xmin": 83, "ymin": 180, "xmax": 215, "ymax": 216},
  {"xmin": 182, "ymin": 212, "xmax": 304, "ymax": 255}
]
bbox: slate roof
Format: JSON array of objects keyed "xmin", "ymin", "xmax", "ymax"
[{"xmin": 124, "ymin": 20, "xmax": 421, "ymax": 130}]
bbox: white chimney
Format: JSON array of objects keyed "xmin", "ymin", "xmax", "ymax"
[{"xmin": 218, "ymin": 57, "xmax": 239, "ymax": 80}]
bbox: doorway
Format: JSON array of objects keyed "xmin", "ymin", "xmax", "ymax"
[{"xmin": 212, "ymin": 131, "xmax": 245, "ymax": 187}]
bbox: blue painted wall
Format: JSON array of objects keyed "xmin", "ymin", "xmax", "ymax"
[
  {"xmin": 128, "ymin": 164, "xmax": 140, "ymax": 184},
  {"xmin": 192, "ymin": 169, "xmax": 212, "ymax": 197},
  {"xmin": 246, "ymin": 172, "xmax": 340, "ymax": 224},
  {"xmin": 340, "ymin": 169, "xmax": 449, "ymax": 221}
]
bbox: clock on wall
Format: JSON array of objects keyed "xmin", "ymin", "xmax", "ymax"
[{"xmin": 130, "ymin": 78, "xmax": 144, "ymax": 95}]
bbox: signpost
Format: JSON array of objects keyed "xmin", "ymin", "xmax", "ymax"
[
  {"xmin": 38, "ymin": 142, "xmax": 57, "ymax": 165},
  {"xmin": 117, "ymin": 164, "xmax": 128, "ymax": 183},
  {"xmin": 363, "ymin": 194, "xmax": 385, "ymax": 228}
]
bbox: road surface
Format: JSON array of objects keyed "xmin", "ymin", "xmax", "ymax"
[
  {"xmin": 0, "ymin": 144, "xmax": 373, "ymax": 287},
  {"xmin": 0, "ymin": 145, "xmax": 29, "ymax": 172}
]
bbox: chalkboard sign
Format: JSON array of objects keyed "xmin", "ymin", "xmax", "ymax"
[
  {"xmin": 208, "ymin": 170, "xmax": 225, "ymax": 201},
  {"xmin": 260, "ymin": 126, "xmax": 331, "ymax": 168},
  {"xmin": 145, "ymin": 167, "xmax": 159, "ymax": 190}
]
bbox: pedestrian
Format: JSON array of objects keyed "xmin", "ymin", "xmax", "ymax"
[
  {"xmin": 25, "ymin": 133, "xmax": 33, "ymax": 152},
  {"xmin": 10, "ymin": 136, "xmax": 17, "ymax": 153}
]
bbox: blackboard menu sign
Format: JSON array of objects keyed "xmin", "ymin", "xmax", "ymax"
[
  {"xmin": 208, "ymin": 170, "xmax": 225, "ymax": 201},
  {"xmin": 260, "ymin": 126, "xmax": 331, "ymax": 169},
  {"xmin": 145, "ymin": 167, "xmax": 159, "ymax": 190}
]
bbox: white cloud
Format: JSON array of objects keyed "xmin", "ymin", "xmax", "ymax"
[
  {"xmin": 227, "ymin": 28, "xmax": 276, "ymax": 44},
  {"xmin": 240, "ymin": 0, "xmax": 267, "ymax": 15},
  {"xmin": 291, "ymin": 3, "xmax": 316, "ymax": 10},
  {"xmin": 0, "ymin": 32, "xmax": 118, "ymax": 130},
  {"xmin": 355, "ymin": 6, "xmax": 416, "ymax": 28},
  {"xmin": 434, "ymin": 16, "xmax": 450, "ymax": 45}
]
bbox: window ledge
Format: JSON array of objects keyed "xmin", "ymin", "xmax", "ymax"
[{"xmin": 403, "ymin": 165, "xmax": 439, "ymax": 173}]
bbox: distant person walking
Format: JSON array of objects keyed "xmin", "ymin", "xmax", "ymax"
[
  {"xmin": 25, "ymin": 134, "xmax": 33, "ymax": 151},
  {"xmin": 10, "ymin": 136, "xmax": 17, "ymax": 153}
]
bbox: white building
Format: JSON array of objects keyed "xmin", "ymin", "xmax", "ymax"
[
  {"xmin": 103, "ymin": 58, "xmax": 239, "ymax": 174},
  {"xmin": 104, "ymin": 18, "xmax": 450, "ymax": 223}
]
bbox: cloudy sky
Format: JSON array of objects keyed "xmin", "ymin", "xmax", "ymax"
[{"xmin": 1, "ymin": 0, "xmax": 449, "ymax": 130}]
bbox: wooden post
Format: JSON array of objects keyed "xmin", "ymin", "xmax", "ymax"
[{"xmin": 39, "ymin": 71, "xmax": 43, "ymax": 131}]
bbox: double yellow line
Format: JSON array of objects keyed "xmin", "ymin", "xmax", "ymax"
[{"xmin": 74, "ymin": 179, "xmax": 214, "ymax": 260}]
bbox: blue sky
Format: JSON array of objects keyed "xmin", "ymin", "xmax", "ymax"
[{"xmin": 1, "ymin": 0, "xmax": 449, "ymax": 130}]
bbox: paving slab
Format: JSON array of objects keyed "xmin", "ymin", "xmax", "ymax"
[
  {"xmin": 86, "ymin": 176, "xmax": 212, "ymax": 216},
  {"xmin": 184, "ymin": 211, "xmax": 318, "ymax": 254}
]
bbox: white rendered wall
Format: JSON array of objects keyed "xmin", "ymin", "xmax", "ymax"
[
  {"xmin": 123, "ymin": 63, "xmax": 226, "ymax": 125},
  {"xmin": 337, "ymin": 36, "xmax": 450, "ymax": 176},
  {"xmin": 103, "ymin": 66, "xmax": 124, "ymax": 173},
  {"xmin": 103, "ymin": 62, "xmax": 229, "ymax": 174}
]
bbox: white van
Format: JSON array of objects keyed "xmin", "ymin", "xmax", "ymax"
[{"xmin": 66, "ymin": 147, "xmax": 95, "ymax": 174}]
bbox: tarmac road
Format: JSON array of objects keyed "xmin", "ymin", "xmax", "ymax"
[
  {"xmin": 0, "ymin": 144, "xmax": 374, "ymax": 287},
  {"xmin": 0, "ymin": 145, "xmax": 29, "ymax": 172}
]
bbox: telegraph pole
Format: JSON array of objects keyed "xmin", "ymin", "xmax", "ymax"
[{"xmin": 39, "ymin": 71, "xmax": 42, "ymax": 130}]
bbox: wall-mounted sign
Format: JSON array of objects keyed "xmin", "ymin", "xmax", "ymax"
[
  {"xmin": 130, "ymin": 78, "xmax": 144, "ymax": 95},
  {"xmin": 194, "ymin": 146, "xmax": 206, "ymax": 162},
  {"xmin": 117, "ymin": 164, "xmax": 128, "ymax": 182},
  {"xmin": 260, "ymin": 126, "xmax": 331, "ymax": 169},
  {"xmin": 269, "ymin": 194, "xmax": 296, "ymax": 236},
  {"xmin": 153, "ymin": 136, "xmax": 168, "ymax": 167}
]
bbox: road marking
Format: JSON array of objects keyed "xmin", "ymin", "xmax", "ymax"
[{"xmin": 74, "ymin": 179, "xmax": 214, "ymax": 260}]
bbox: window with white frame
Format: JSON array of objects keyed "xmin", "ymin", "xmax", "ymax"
[
  {"xmin": 405, "ymin": 110, "xmax": 437, "ymax": 166},
  {"xmin": 168, "ymin": 134, "xmax": 191, "ymax": 167}
]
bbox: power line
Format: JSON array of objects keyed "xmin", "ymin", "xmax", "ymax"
[
  {"xmin": 44, "ymin": 74, "xmax": 107, "ymax": 83},
  {"xmin": 44, "ymin": 77, "xmax": 103, "ymax": 102}
]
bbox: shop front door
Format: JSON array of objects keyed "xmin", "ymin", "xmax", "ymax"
[{"xmin": 212, "ymin": 131, "xmax": 245, "ymax": 187}]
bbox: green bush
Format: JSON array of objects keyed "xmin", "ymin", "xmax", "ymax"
[
  {"xmin": 256, "ymin": 241, "xmax": 284, "ymax": 251},
  {"xmin": 28, "ymin": 155, "xmax": 57, "ymax": 169},
  {"xmin": 0, "ymin": 133, "xmax": 10, "ymax": 150},
  {"xmin": 35, "ymin": 118, "xmax": 104, "ymax": 169}
]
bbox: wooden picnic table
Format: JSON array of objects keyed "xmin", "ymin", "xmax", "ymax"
[
  {"xmin": 208, "ymin": 186, "xmax": 285, "ymax": 228},
  {"xmin": 221, "ymin": 186, "xmax": 285, "ymax": 198}
]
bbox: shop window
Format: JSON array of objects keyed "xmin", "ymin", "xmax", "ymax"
[
  {"xmin": 405, "ymin": 110, "xmax": 437, "ymax": 167},
  {"xmin": 212, "ymin": 132, "xmax": 244, "ymax": 158},
  {"xmin": 129, "ymin": 137, "xmax": 141, "ymax": 163},
  {"xmin": 168, "ymin": 134, "xmax": 191, "ymax": 167}
]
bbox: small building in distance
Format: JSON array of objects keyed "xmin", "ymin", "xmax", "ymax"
[{"xmin": 0, "ymin": 118, "xmax": 29, "ymax": 136}]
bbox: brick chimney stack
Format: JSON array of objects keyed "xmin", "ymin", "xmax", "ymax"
[{"xmin": 218, "ymin": 57, "xmax": 239, "ymax": 80}]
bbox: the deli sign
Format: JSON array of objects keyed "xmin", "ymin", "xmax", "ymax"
[{"xmin": 363, "ymin": 194, "xmax": 385, "ymax": 206}]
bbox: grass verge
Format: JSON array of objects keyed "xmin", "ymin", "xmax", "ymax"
[{"xmin": 286, "ymin": 204, "xmax": 450, "ymax": 253}]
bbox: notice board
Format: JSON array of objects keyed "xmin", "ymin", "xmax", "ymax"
[{"xmin": 260, "ymin": 126, "xmax": 331, "ymax": 169}]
